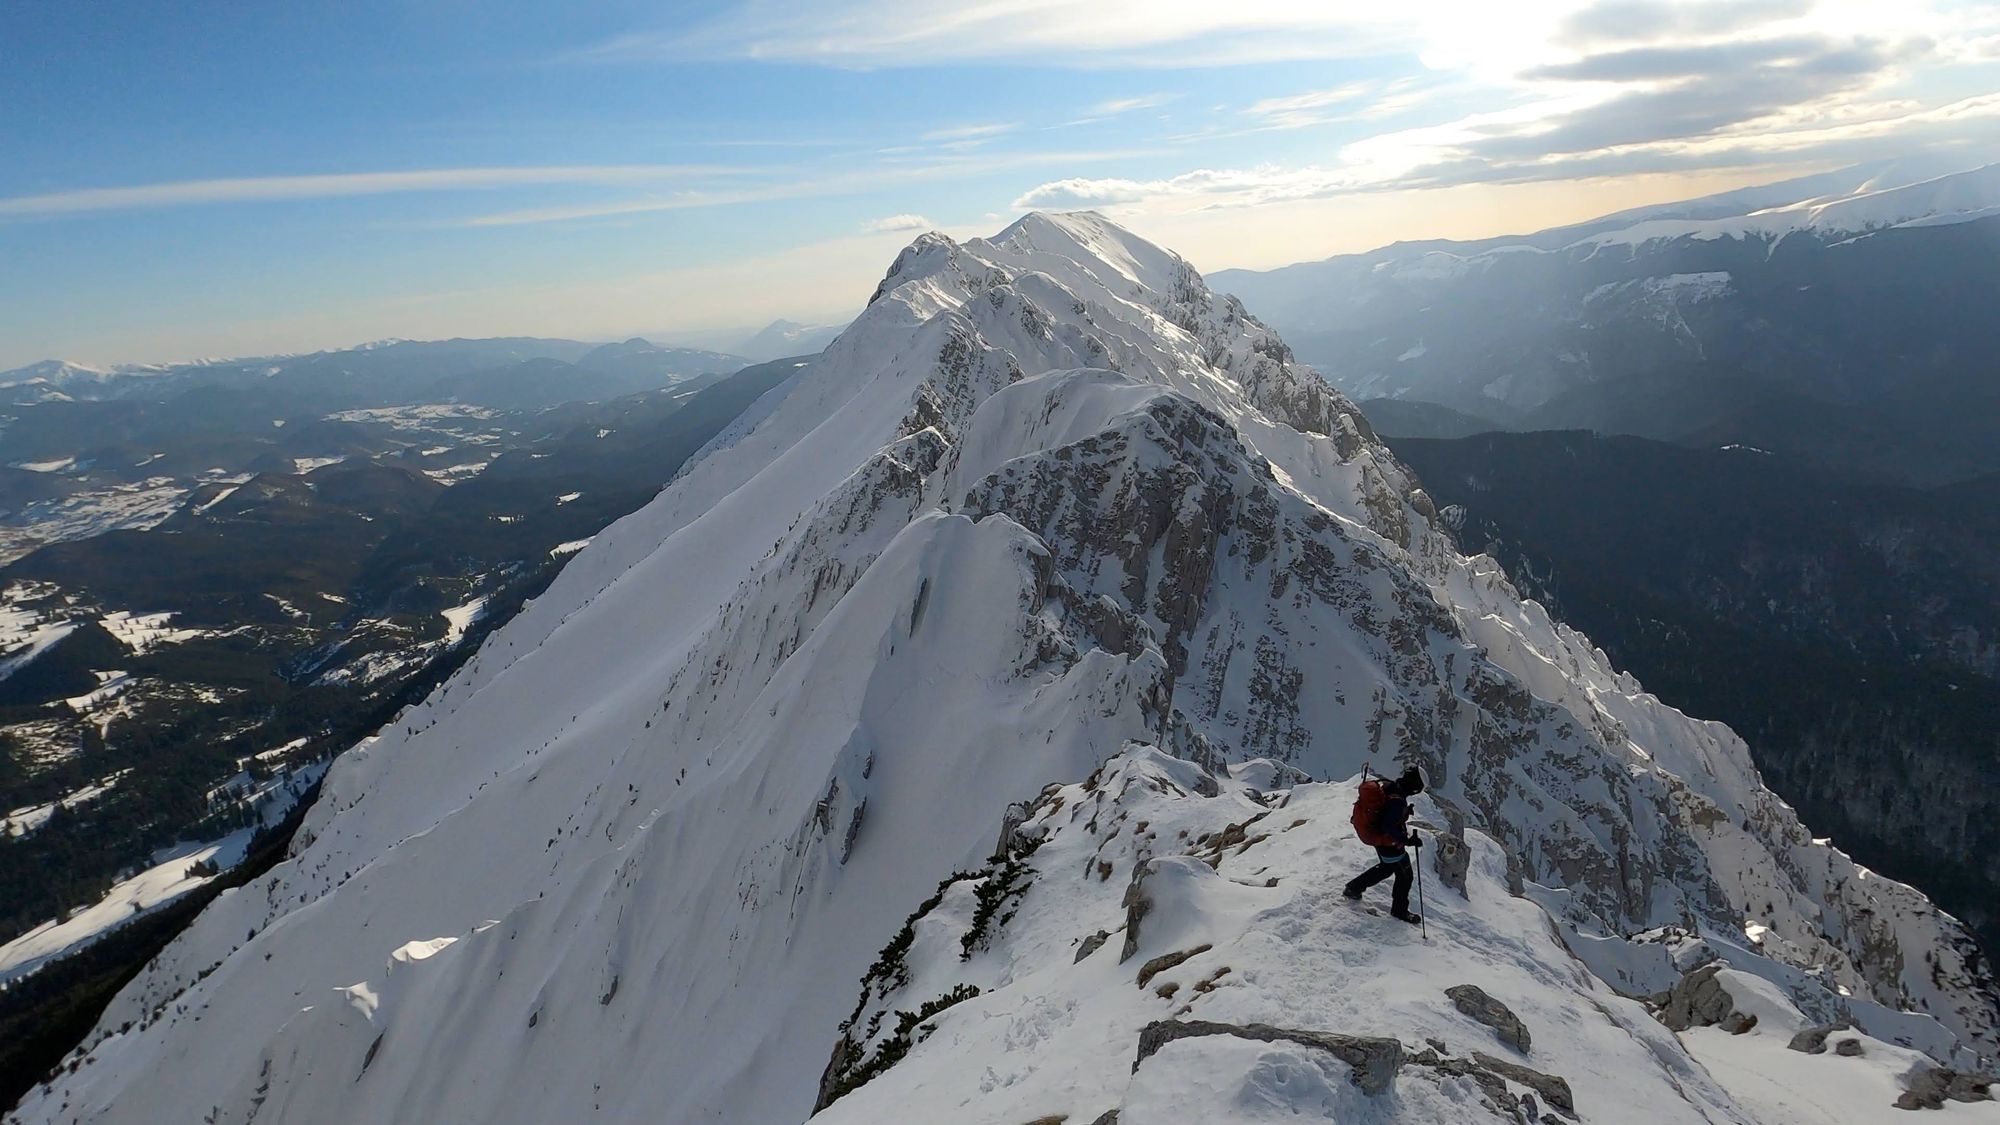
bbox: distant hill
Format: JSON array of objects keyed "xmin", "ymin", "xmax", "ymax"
[
  {"xmin": 1215, "ymin": 159, "xmax": 2000, "ymax": 486},
  {"xmin": 730, "ymin": 318, "xmax": 845, "ymax": 361},
  {"xmin": 574, "ymin": 338, "xmax": 747, "ymax": 387},
  {"xmin": 1354, "ymin": 397, "xmax": 1505, "ymax": 439}
]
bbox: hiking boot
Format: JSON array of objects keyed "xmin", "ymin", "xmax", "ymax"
[
  {"xmin": 1391, "ymin": 909, "xmax": 1422, "ymax": 926},
  {"xmin": 1342, "ymin": 887, "xmax": 1363, "ymax": 901}
]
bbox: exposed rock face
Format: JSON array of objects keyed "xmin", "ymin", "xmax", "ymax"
[
  {"xmin": 1660, "ymin": 964, "xmax": 1757, "ymax": 1034},
  {"xmin": 1896, "ymin": 1065, "xmax": 1996, "ymax": 1110},
  {"xmin": 1074, "ymin": 930, "xmax": 1111, "ymax": 963},
  {"xmin": 1408, "ymin": 1045, "xmax": 1578, "ymax": 1121},
  {"xmin": 1118, "ymin": 861, "xmax": 1156, "ymax": 964},
  {"xmin": 1424, "ymin": 795, "xmax": 1473, "ymax": 896},
  {"xmin": 1470, "ymin": 1052, "xmax": 1577, "ymax": 1119},
  {"xmin": 1132, "ymin": 1019, "xmax": 1403, "ymax": 1095},
  {"xmin": 1135, "ymin": 944, "xmax": 1211, "ymax": 989},
  {"xmin": 1447, "ymin": 984, "xmax": 1533, "ymax": 1053},
  {"xmin": 1788, "ymin": 1022, "xmax": 1849, "ymax": 1054}
]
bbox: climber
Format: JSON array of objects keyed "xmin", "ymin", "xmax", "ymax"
[{"xmin": 1343, "ymin": 766, "xmax": 1425, "ymax": 925}]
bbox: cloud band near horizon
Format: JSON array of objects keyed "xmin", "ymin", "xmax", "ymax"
[{"xmin": 0, "ymin": 165, "xmax": 740, "ymax": 218}]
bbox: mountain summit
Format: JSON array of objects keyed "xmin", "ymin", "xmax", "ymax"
[{"xmin": 16, "ymin": 212, "xmax": 1995, "ymax": 1123}]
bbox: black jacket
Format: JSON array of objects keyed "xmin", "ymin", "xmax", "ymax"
[{"xmin": 1376, "ymin": 788, "xmax": 1416, "ymax": 849}]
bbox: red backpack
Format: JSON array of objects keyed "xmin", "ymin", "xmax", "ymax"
[{"xmin": 1351, "ymin": 776, "xmax": 1397, "ymax": 847}]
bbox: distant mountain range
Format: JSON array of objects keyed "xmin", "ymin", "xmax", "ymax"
[
  {"xmin": 0, "ymin": 336, "xmax": 791, "ymax": 1000},
  {"xmin": 0, "ymin": 336, "xmax": 747, "ymax": 414},
  {"xmin": 1215, "ymin": 158, "xmax": 2000, "ymax": 486},
  {"xmin": 730, "ymin": 318, "xmax": 847, "ymax": 361}
]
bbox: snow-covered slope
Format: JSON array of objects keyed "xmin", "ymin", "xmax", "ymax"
[
  {"xmin": 0, "ymin": 361, "xmax": 113, "ymax": 391},
  {"xmin": 811, "ymin": 748, "xmax": 1996, "ymax": 1122},
  {"xmin": 13, "ymin": 212, "xmax": 1995, "ymax": 1124},
  {"xmin": 1572, "ymin": 162, "xmax": 2000, "ymax": 251}
]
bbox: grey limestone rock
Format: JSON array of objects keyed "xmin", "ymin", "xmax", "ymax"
[
  {"xmin": 1788, "ymin": 1023, "xmax": 1846, "ymax": 1054},
  {"xmin": 1896, "ymin": 1065, "xmax": 1994, "ymax": 1110},
  {"xmin": 1132, "ymin": 1019, "xmax": 1403, "ymax": 1096},
  {"xmin": 1075, "ymin": 929, "xmax": 1112, "ymax": 963},
  {"xmin": 1659, "ymin": 964, "xmax": 1756, "ymax": 1034},
  {"xmin": 1446, "ymin": 984, "xmax": 1532, "ymax": 1054}
]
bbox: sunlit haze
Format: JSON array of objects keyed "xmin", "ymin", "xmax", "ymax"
[{"xmin": 4, "ymin": 0, "xmax": 1997, "ymax": 367}]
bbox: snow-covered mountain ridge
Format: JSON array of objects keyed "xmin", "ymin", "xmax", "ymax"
[
  {"xmin": 11, "ymin": 212, "xmax": 1995, "ymax": 1124},
  {"xmin": 1207, "ymin": 159, "xmax": 2000, "ymax": 487}
]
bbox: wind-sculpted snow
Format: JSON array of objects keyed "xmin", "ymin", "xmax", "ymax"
[
  {"xmin": 13, "ymin": 211, "xmax": 1995, "ymax": 1125},
  {"xmin": 811, "ymin": 747, "xmax": 1994, "ymax": 1123}
]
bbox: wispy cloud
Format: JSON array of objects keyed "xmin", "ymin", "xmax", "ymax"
[
  {"xmin": 919, "ymin": 122, "xmax": 1019, "ymax": 142},
  {"xmin": 1241, "ymin": 83, "xmax": 1375, "ymax": 129},
  {"xmin": 1556, "ymin": 0, "xmax": 1813, "ymax": 47},
  {"xmin": 997, "ymin": 0, "xmax": 2000, "ymax": 215},
  {"xmin": 1012, "ymin": 89, "xmax": 2000, "ymax": 215},
  {"xmin": 1085, "ymin": 93, "xmax": 1179, "ymax": 116},
  {"xmin": 861, "ymin": 212, "xmax": 932, "ymax": 232},
  {"xmin": 586, "ymin": 2, "xmax": 1429, "ymax": 68},
  {"xmin": 1014, "ymin": 168, "xmax": 1349, "ymax": 211},
  {"xmin": 463, "ymin": 148, "xmax": 1163, "ymax": 226},
  {"xmin": 0, "ymin": 165, "xmax": 738, "ymax": 218}
]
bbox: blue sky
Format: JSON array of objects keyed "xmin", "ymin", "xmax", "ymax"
[{"xmin": 4, "ymin": 0, "xmax": 1998, "ymax": 368}]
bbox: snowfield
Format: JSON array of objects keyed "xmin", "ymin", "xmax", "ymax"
[
  {"xmin": 11, "ymin": 213, "xmax": 1995, "ymax": 1124},
  {"xmin": 0, "ymin": 762, "xmax": 325, "ymax": 986}
]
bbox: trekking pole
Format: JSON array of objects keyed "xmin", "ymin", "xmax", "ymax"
[{"xmin": 1415, "ymin": 844, "xmax": 1428, "ymax": 942}]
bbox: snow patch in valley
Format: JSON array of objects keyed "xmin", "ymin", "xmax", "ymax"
[
  {"xmin": 100, "ymin": 609, "xmax": 205, "ymax": 653},
  {"xmin": 1584, "ymin": 271, "xmax": 1732, "ymax": 306},
  {"xmin": 423, "ymin": 460, "xmax": 491, "ymax": 483},
  {"xmin": 439, "ymin": 596, "xmax": 489, "ymax": 645},
  {"xmin": 0, "ymin": 618, "xmax": 77, "ymax": 682},
  {"xmin": 4, "ymin": 770, "xmax": 131, "ymax": 838},
  {"xmin": 0, "ymin": 760, "xmax": 327, "ymax": 985},
  {"xmin": 193, "ymin": 483, "xmax": 245, "ymax": 514},
  {"xmin": 65, "ymin": 669, "xmax": 136, "ymax": 712},
  {"xmin": 0, "ymin": 476, "xmax": 192, "ymax": 565}
]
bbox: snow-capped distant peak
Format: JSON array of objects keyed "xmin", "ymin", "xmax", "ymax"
[
  {"xmin": 0, "ymin": 358, "xmax": 110, "ymax": 389},
  {"xmin": 1573, "ymin": 160, "xmax": 2000, "ymax": 251},
  {"xmin": 979, "ymin": 210, "xmax": 1192, "ymax": 297}
]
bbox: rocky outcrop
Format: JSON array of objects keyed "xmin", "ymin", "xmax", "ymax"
[
  {"xmin": 1132, "ymin": 1019, "xmax": 1403, "ymax": 1095},
  {"xmin": 1428, "ymin": 799, "xmax": 1473, "ymax": 896},
  {"xmin": 1788, "ymin": 1022, "xmax": 1849, "ymax": 1054},
  {"xmin": 1896, "ymin": 1065, "xmax": 1995, "ymax": 1110},
  {"xmin": 1118, "ymin": 862, "xmax": 1155, "ymax": 964},
  {"xmin": 1135, "ymin": 944, "xmax": 1211, "ymax": 990},
  {"xmin": 1471, "ymin": 1053, "xmax": 1575, "ymax": 1117},
  {"xmin": 1407, "ymin": 1045, "xmax": 1577, "ymax": 1121},
  {"xmin": 1659, "ymin": 965, "xmax": 1757, "ymax": 1034},
  {"xmin": 1446, "ymin": 984, "xmax": 1532, "ymax": 1053},
  {"xmin": 1074, "ymin": 930, "xmax": 1111, "ymax": 963}
]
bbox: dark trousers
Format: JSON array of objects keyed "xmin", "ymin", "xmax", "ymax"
[{"xmin": 1345, "ymin": 847, "xmax": 1412, "ymax": 913}]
